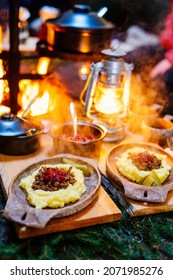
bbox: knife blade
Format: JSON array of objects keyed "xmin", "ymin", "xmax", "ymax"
[{"xmin": 100, "ymin": 170, "xmax": 134, "ymax": 216}]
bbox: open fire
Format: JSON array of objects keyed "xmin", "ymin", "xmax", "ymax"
[
  {"xmin": 18, "ymin": 57, "xmax": 51, "ymax": 117},
  {"xmin": 0, "ymin": 56, "xmax": 74, "ymax": 128}
]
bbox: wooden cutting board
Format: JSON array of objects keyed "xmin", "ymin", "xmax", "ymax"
[{"xmin": 0, "ymin": 134, "xmax": 122, "ymax": 239}]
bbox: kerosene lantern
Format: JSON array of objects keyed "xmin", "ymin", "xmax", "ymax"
[{"xmin": 80, "ymin": 48, "xmax": 133, "ymax": 141}]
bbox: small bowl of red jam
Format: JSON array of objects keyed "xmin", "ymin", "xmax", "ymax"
[{"xmin": 49, "ymin": 121, "xmax": 107, "ymax": 160}]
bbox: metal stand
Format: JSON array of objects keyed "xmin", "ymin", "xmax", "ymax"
[
  {"xmin": 8, "ymin": 0, "xmax": 20, "ymax": 113},
  {"xmin": 0, "ymin": 1, "xmax": 100, "ymax": 114}
]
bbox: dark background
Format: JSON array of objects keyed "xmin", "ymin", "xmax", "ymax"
[{"xmin": 20, "ymin": 0, "xmax": 170, "ymax": 34}]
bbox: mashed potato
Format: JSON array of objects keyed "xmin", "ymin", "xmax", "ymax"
[
  {"xmin": 116, "ymin": 147, "xmax": 171, "ymax": 184},
  {"xmin": 20, "ymin": 164, "xmax": 86, "ymax": 209}
]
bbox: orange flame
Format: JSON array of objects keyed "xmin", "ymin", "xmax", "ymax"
[
  {"xmin": 0, "ymin": 54, "xmax": 73, "ymax": 124},
  {"xmin": 0, "ymin": 58, "xmax": 10, "ymax": 115},
  {"xmin": 36, "ymin": 57, "xmax": 50, "ymax": 75},
  {"xmin": 18, "ymin": 57, "xmax": 51, "ymax": 116}
]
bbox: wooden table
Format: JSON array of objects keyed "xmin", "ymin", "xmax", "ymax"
[{"xmin": 1, "ymin": 131, "xmax": 173, "ymax": 239}]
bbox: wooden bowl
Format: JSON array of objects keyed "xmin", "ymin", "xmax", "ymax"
[
  {"xmin": 4, "ymin": 154, "xmax": 101, "ymax": 228},
  {"xmin": 142, "ymin": 118, "xmax": 173, "ymax": 145},
  {"xmin": 106, "ymin": 142, "xmax": 173, "ymax": 202}
]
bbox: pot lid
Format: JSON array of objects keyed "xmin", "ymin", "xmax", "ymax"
[
  {"xmin": 0, "ymin": 114, "xmax": 32, "ymax": 137},
  {"xmin": 46, "ymin": 4, "xmax": 115, "ymax": 30},
  {"xmin": 102, "ymin": 49, "xmax": 126, "ymax": 57}
]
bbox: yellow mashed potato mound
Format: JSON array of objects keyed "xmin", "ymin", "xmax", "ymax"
[
  {"xmin": 20, "ymin": 164, "xmax": 86, "ymax": 209},
  {"xmin": 116, "ymin": 147, "xmax": 171, "ymax": 184}
]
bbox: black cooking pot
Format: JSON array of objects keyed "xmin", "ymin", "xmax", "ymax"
[
  {"xmin": 0, "ymin": 114, "xmax": 43, "ymax": 155},
  {"xmin": 46, "ymin": 5, "xmax": 115, "ymax": 54}
]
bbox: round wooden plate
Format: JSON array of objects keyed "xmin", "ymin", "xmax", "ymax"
[
  {"xmin": 4, "ymin": 154, "xmax": 101, "ymax": 228},
  {"xmin": 106, "ymin": 142, "xmax": 173, "ymax": 202}
]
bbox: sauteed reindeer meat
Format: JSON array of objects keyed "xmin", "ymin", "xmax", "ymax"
[
  {"xmin": 129, "ymin": 151, "xmax": 162, "ymax": 171},
  {"xmin": 115, "ymin": 147, "xmax": 171, "ymax": 186},
  {"xmin": 60, "ymin": 133, "xmax": 98, "ymax": 142},
  {"xmin": 20, "ymin": 163, "xmax": 86, "ymax": 209},
  {"xmin": 32, "ymin": 166, "xmax": 76, "ymax": 191}
]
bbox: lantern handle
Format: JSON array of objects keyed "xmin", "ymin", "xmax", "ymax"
[{"xmin": 83, "ymin": 61, "xmax": 103, "ymax": 117}]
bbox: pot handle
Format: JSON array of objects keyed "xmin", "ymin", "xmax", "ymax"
[{"xmin": 97, "ymin": 7, "xmax": 108, "ymax": 18}]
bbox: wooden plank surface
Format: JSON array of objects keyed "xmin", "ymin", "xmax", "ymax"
[
  {"xmin": 14, "ymin": 187, "xmax": 121, "ymax": 239},
  {"xmin": 1, "ymin": 132, "xmax": 173, "ymax": 239},
  {"xmin": 0, "ymin": 134, "xmax": 122, "ymax": 239}
]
